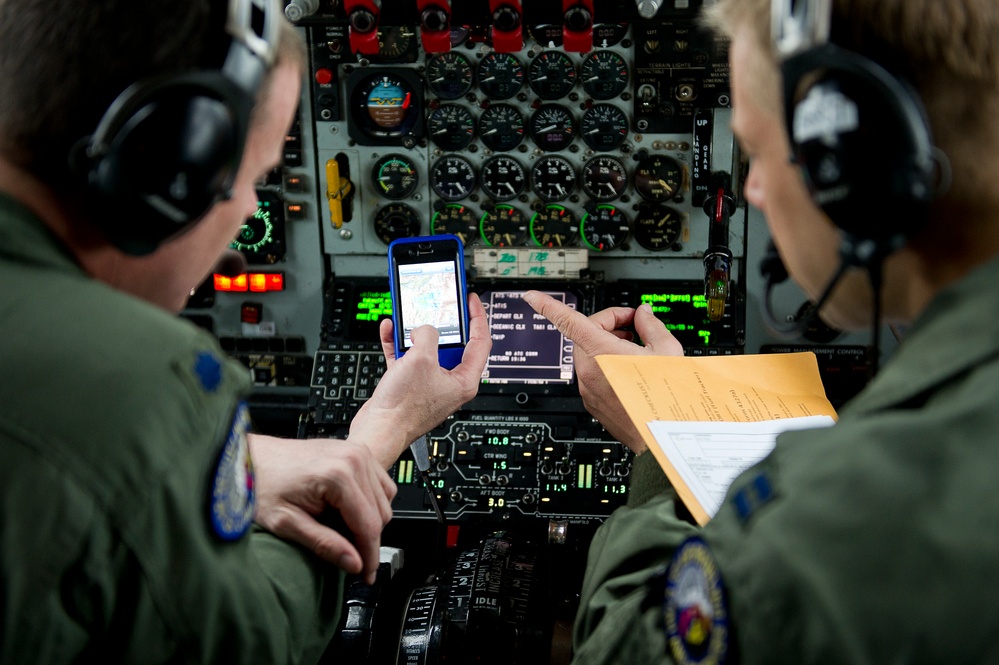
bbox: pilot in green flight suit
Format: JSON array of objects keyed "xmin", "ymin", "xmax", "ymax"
[
  {"xmin": 0, "ymin": 1, "xmax": 491, "ymax": 662},
  {"xmin": 525, "ymin": 0, "xmax": 999, "ymax": 662}
]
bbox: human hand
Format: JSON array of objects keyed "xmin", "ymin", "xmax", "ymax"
[
  {"xmin": 521, "ymin": 290, "xmax": 684, "ymax": 454},
  {"xmin": 349, "ymin": 292, "xmax": 491, "ymax": 468},
  {"xmin": 248, "ymin": 434, "xmax": 396, "ymax": 585}
]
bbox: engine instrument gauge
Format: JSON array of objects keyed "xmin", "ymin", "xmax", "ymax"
[
  {"xmin": 530, "ymin": 155, "xmax": 576, "ymax": 202},
  {"xmin": 425, "ymin": 51, "xmax": 475, "ymax": 100},
  {"xmin": 375, "ymin": 26, "xmax": 416, "ymax": 60},
  {"xmin": 477, "ymin": 103, "xmax": 525, "ymax": 152},
  {"xmin": 530, "ymin": 204, "xmax": 579, "ymax": 247},
  {"xmin": 427, "ymin": 104, "xmax": 475, "ymax": 151},
  {"xmin": 581, "ymin": 204, "xmax": 629, "ymax": 251},
  {"xmin": 430, "ymin": 155, "xmax": 477, "ymax": 201},
  {"xmin": 581, "ymin": 156, "xmax": 628, "ymax": 201},
  {"xmin": 374, "ymin": 203, "xmax": 420, "ymax": 244},
  {"xmin": 633, "ymin": 204, "xmax": 682, "ymax": 250},
  {"xmin": 633, "ymin": 153, "xmax": 684, "ymax": 202},
  {"xmin": 432, "ymin": 203, "xmax": 478, "ymax": 246},
  {"xmin": 479, "ymin": 205, "xmax": 528, "ymax": 247},
  {"xmin": 476, "ymin": 52, "xmax": 525, "ymax": 100},
  {"xmin": 480, "ymin": 156, "xmax": 527, "ymax": 202},
  {"xmin": 529, "ymin": 104, "xmax": 575, "ymax": 151},
  {"xmin": 371, "ymin": 154, "xmax": 419, "ymax": 199},
  {"xmin": 580, "ymin": 103, "xmax": 629, "ymax": 151},
  {"xmin": 528, "ymin": 50, "xmax": 577, "ymax": 99},
  {"xmin": 580, "ymin": 51, "xmax": 629, "ymax": 100}
]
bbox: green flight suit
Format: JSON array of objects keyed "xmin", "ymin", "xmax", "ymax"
[
  {"xmin": 573, "ymin": 256, "xmax": 999, "ymax": 664},
  {"xmin": 0, "ymin": 195, "xmax": 344, "ymax": 663}
]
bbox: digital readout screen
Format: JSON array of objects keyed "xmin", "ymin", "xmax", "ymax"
[{"xmin": 480, "ymin": 290, "xmax": 576, "ymax": 385}]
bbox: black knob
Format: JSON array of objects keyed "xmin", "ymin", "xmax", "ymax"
[
  {"xmin": 492, "ymin": 5, "xmax": 521, "ymax": 31},
  {"xmin": 421, "ymin": 6, "xmax": 448, "ymax": 32},
  {"xmin": 349, "ymin": 9, "xmax": 377, "ymax": 33},
  {"xmin": 565, "ymin": 5, "xmax": 592, "ymax": 31}
]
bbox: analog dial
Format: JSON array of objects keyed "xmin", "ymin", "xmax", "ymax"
[
  {"xmin": 530, "ymin": 155, "xmax": 576, "ymax": 202},
  {"xmin": 528, "ymin": 50, "xmax": 577, "ymax": 99},
  {"xmin": 580, "ymin": 51, "xmax": 629, "ymax": 100},
  {"xmin": 530, "ymin": 205, "xmax": 579, "ymax": 247},
  {"xmin": 581, "ymin": 204, "xmax": 629, "ymax": 251},
  {"xmin": 430, "ymin": 155, "xmax": 476, "ymax": 201},
  {"xmin": 425, "ymin": 51, "xmax": 474, "ymax": 99},
  {"xmin": 374, "ymin": 203, "xmax": 420, "ymax": 244},
  {"xmin": 478, "ymin": 103, "xmax": 525, "ymax": 152},
  {"xmin": 427, "ymin": 104, "xmax": 475, "ymax": 151},
  {"xmin": 371, "ymin": 154, "xmax": 419, "ymax": 199},
  {"xmin": 633, "ymin": 204, "xmax": 682, "ymax": 251},
  {"xmin": 581, "ymin": 156, "xmax": 628, "ymax": 201},
  {"xmin": 476, "ymin": 52, "xmax": 525, "ymax": 100},
  {"xmin": 580, "ymin": 103, "xmax": 629, "ymax": 151},
  {"xmin": 529, "ymin": 103, "xmax": 575, "ymax": 151},
  {"xmin": 633, "ymin": 153, "xmax": 684, "ymax": 202},
  {"xmin": 432, "ymin": 203, "xmax": 478, "ymax": 246},
  {"xmin": 479, "ymin": 205, "xmax": 528, "ymax": 247},
  {"xmin": 480, "ymin": 155, "xmax": 527, "ymax": 202}
]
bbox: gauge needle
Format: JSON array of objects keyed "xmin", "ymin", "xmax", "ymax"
[
  {"xmin": 503, "ymin": 183, "xmax": 517, "ymax": 194},
  {"xmin": 537, "ymin": 124, "xmax": 557, "ymax": 132},
  {"xmin": 482, "ymin": 128, "xmax": 498, "ymax": 135},
  {"xmin": 603, "ymin": 183, "xmax": 617, "ymax": 194},
  {"xmin": 658, "ymin": 179, "xmax": 674, "ymax": 193},
  {"xmin": 481, "ymin": 76, "xmax": 496, "ymax": 83}
]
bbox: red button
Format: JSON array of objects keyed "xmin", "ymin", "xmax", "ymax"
[{"xmin": 314, "ymin": 67, "xmax": 334, "ymax": 85}]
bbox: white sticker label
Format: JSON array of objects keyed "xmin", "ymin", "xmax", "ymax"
[{"xmin": 792, "ymin": 86, "xmax": 860, "ymax": 145}]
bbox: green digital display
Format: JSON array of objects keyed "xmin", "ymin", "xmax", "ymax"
[
  {"xmin": 639, "ymin": 290, "xmax": 722, "ymax": 347},
  {"xmin": 355, "ymin": 290, "xmax": 392, "ymax": 323}
]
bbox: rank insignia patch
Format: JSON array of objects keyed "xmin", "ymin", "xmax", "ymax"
[
  {"xmin": 209, "ymin": 402, "xmax": 255, "ymax": 540},
  {"xmin": 664, "ymin": 537, "xmax": 730, "ymax": 665}
]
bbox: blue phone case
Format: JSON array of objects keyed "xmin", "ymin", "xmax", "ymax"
[{"xmin": 387, "ymin": 234, "xmax": 469, "ymax": 370}]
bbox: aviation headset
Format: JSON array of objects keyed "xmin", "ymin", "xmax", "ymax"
[
  {"xmin": 772, "ymin": 0, "xmax": 939, "ymax": 266},
  {"xmin": 74, "ymin": 0, "xmax": 282, "ymax": 256}
]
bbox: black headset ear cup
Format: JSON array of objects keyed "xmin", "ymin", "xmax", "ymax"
[
  {"xmin": 782, "ymin": 43, "xmax": 936, "ymax": 251},
  {"xmin": 82, "ymin": 73, "xmax": 250, "ymax": 255}
]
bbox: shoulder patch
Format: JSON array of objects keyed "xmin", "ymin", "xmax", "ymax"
[
  {"xmin": 664, "ymin": 537, "xmax": 731, "ymax": 665},
  {"xmin": 209, "ymin": 402, "xmax": 255, "ymax": 540},
  {"xmin": 194, "ymin": 351, "xmax": 223, "ymax": 393}
]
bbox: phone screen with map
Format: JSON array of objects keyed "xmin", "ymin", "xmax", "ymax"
[{"xmin": 388, "ymin": 235, "xmax": 469, "ymax": 369}]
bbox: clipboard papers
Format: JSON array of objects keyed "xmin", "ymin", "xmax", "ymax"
[{"xmin": 595, "ymin": 352, "xmax": 837, "ymax": 525}]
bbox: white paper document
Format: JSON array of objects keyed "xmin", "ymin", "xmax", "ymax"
[{"xmin": 647, "ymin": 415, "xmax": 835, "ymax": 519}]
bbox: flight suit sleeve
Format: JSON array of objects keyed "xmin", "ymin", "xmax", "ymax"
[{"xmin": 571, "ymin": 453, "xmax": 698, "ymax": 665}]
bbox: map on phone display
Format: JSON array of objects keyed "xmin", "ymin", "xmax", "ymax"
[{"xmin": 398, "ymin": 260, "xmax": 462, "ymax": 347}]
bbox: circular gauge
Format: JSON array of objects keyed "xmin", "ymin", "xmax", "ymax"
[
  {"xmin": 480, "ymin": 155, "xmax": 527, "ymax": 202},
  {"xmin": 529, "ymin": 104, "xmax": 575, "ymax": 151},
  {"xmin": 426, "ymin": 51, "xmax": 475, "ymax": 100},
  {"xmin": 478, "ymin": 103, "xmax": 525, "ymax": 152},
  {"xmin": 371, "ymin": 154, "xmax": 419, "ymax": 199},
  {"xmin": 581, "ymin": 156, "xmax": 628, "ymax": 201},
  {"xmin": 479, "ymin": 205, "xmax": 528, "ymax": 247},
  {"xmin": 528, "ymin": 50, "xmax": 577, "ymax": 99},
  {"xmin": 633, "ymin": 153, "xmax": 684, "ymax": 202},
  {"xmin": 581, "ymin": 204, "xmax": 629, "ymax": 251},
  {"xmin": 530, "ymin": 155, "xmax": 576, "ymax": 202},
  {"xmin": 376, "ymin": 26, "xmax": 415, "ymax": 60},
  {"xmin": 374, "ymin": 203, "xmax": 421, "ymax": 244},
  {"xmin": 476, "ymin": 52, "xmax": 525, "ymax": 100},
  {"xmin": 430, "ymin": 155, "xmax": 477, "ymax": 201},
  {"xmin": 580, "ymin": 51, "xmax": 629, "ymax": 100},
  {"xmin": 580, "ymin": 103, "xmax": 629, "ymax": 151},
  {"xmin": 231, "ymin": 191, "xmax": 286, "ymax": 263},
  {"xmin": 633, "ymin": 204, "xmax": 682, "ymax": 251},
  {"xmin": 365, "ymin": 75, "xmax": 415, "ymax": 131},
  {"xmin": 530, "ymin": 204, "xmax": 579, "ymax": 247},
  {"xmin": 427, "ymin": 104, "xmax": 475, "ymax": 151},
  {"xmin": 432, "ymin": 203, "xmax": 478, "ymax": 246}
]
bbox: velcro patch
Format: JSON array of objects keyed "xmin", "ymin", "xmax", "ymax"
[
  {"xmin": 209, "ymin": 402, "xmax": 255, "ymax": 540},
  {"xmin": 664, "ymin": 537, "xmax": 730, "ymax": 665}
]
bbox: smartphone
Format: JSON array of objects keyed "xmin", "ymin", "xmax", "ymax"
[{"xmin": 387, "ymin": 234, "xmax": 470, "ymax": 369}]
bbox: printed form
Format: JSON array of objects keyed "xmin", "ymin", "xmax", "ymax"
[{"xmin": 595, "ymin": 352, "xmax": 838, "ymax": 524}]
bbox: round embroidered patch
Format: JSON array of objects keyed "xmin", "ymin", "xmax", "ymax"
[
  {"xmin": 209, "ymin": 402, "xmax": 255, "ymax": 540},
  {"xmin": 663, "ymin": 537, "xmax": 729, "ymax": 665},
  {"xmin": 194, "ymin": 351, "xmax": 223, "ymax": 393}
]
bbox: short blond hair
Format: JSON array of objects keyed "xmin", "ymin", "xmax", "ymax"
[{"xmin": 701, "ymin": 0, "xmax": 999, "ymax": 216}]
